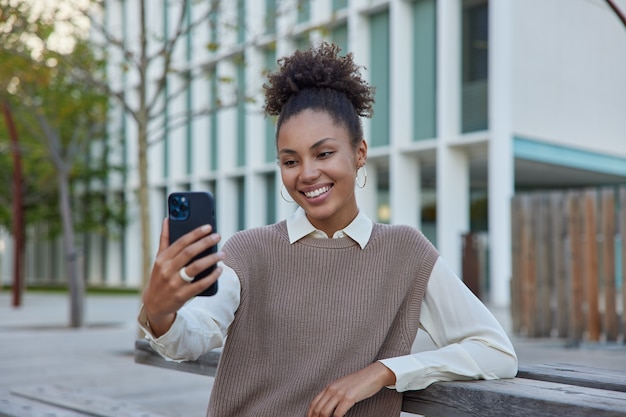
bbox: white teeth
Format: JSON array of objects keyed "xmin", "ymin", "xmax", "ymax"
[{"xmin": 304, "ymin": 186, "xmax": 330, "ymax": 198}]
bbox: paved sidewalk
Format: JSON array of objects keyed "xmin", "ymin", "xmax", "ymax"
[
  {"xmin": 0, "ymin": 292, "xmax": 212, "ymax": 416},
  {"xmin": 1, "ymin": 292, "xmax": 625, "ymax": 416}
]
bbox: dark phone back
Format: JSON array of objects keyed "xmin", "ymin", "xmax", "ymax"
[{"xmin": 168, "ymin": 191, "xmax": 218, "ymax": 296}]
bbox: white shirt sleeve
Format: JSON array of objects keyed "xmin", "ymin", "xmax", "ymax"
[
  {"xmin": 137, "ymin": 263, "xmax": 241, "ymax": 362},
  {"xmin": 379, "ymin": 257, "xmax": 518, "ymax": 391}
]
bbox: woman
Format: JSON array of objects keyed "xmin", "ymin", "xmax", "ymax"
[{"xmin": 140, "ymin": 42, "xmax": 517, "ymax": 417}]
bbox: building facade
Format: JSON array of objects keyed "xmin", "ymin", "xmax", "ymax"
[{"xmin": 4, "ymin": 0, "xmax": 625, "ymax": 308}]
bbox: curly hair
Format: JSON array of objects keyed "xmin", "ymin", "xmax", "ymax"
[{"xmin": 263, "ymin": 42, "xmax": 375, "ymax": 148}]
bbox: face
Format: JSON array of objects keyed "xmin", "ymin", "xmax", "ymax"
[{"xmin": 277, "ymin": 109, "xmax": 367, "ymax": 237}]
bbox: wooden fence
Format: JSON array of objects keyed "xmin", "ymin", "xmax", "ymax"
[{"xmin": 510, "ymin": 186, "xmax": 626, "ymax": 343}]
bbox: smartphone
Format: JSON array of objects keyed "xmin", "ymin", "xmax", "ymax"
[{"xmin": 168, "ymin": 191, "xmax": 218, "ymax": 296}]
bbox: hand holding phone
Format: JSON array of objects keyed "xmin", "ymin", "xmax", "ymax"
[{"xmin": 168, "ymin": 191, "xmax": 218, "ymax": 296}]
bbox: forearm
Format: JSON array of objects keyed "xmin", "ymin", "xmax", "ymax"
[
  {"xmin": 380, "ymin": 339, "xmax": 517, "ymax": 391},
  {"xmin": 138, "ymin": 305, "xmax": 225, "ymax": 361},
  {"xmin": 380, "ymin": 256, "xmax": 518, "ymax": 391},
  {"xmin": 143, "ymin": 310, "xmax": 177, "ymax": 338},
  {"xmin": 138, "ymin": 264, "xmax": 241, "ymax": 361}
]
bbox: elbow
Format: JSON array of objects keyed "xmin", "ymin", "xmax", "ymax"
[
  {"xmin": 503, "ymin": 356, "xmax": 519, "ymax": 379},
  {"xmin": 497, "ymin": 348, "xmax": 519, "ymax": 379},
  {"xmin": 478, "ymin": 342, "xmax": 518, "ymax": 380}
]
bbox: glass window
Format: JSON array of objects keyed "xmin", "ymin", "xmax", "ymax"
[
  {"xmin": 266, "ymin": 114, "xmax": 277, "ymax": 163},
  {"xmin": 331, "ymin": 24, "xmax": 348, "ymax": 54},
  {"xmin": 266, "ymin": 0, "xmax": 277, "ymax": 35},
  {"xmin": 333, "ymin": 0, "xmax": 348, "ymax": 12},
  {"xmin": 208, "ymin": 2, "xmax": 219, "ymax": 51},
  {"xmin": 295, "ymin": 32, "xmax": 311, "ymax": 51},
  {"xmin": 421, "ymin": 188, "xmax": 437, "ymax": 246},
  {"xmin": 297, "ymin": 0, "xmax": 311, "ymax": 24},
  {"xmin": 413, "ymin": 0, "xmax": 437, "ymax": 140},
  {"xmin": 264, "ymin": 47, "xmax": 277, "ymax": 163},
  {"xmin": 209, "ymin": 68, "xmax": 219, "ymax": 170},
  {"xmin": 236, "ymin": 56, "xmax": 246, "ymax": 167},
  {"xmin": 236, "ymin": 177, "xmax": 246, "ymax": 230},
  {"xmin": 369, "ymin": 10, "xmax": 390, "ymax": 147},
  {"xmin": 237, "ymin": 0, "xmax": 246, "ymax": 44},
  {"xmin": 265, "ymin": 172, "xmax": 277, "ymax": 225},
  {"xmin": 377, "ymin": 166, "xmax": 390, "ymax": 224},
  {"xmin": 461, "ymin": 0, "xmax": 489, "ymax": 133}
]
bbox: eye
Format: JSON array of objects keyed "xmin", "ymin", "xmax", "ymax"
[
  {"xmin": 280, "ymin": 159, "xmax": 298, "ymax": 167},
  {"xmin": 318, "ymin": 151, "xmax": 333, "ymax": 159}
]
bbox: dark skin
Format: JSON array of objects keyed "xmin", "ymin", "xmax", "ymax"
[
  {"xmin": 143, "ymin": 219, "xmax": 224, "ymax": 337},
  {"xmin": 306, "ymin": 364, "xmax": 396, "ymax": 417}
]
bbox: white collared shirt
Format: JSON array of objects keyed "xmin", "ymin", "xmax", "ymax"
[
  {"xmin": 286, "ymin": 207, "xmax": 372, "ymax": 247},
  {"xmin": 139, "ymin": 207, "xmax": 517, "ymax": 391}
]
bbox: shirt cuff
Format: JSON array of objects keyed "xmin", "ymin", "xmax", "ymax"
[
  {"xmin": 137, "ymin": 305, "xmax": 187, "ymax": 362},
  {"xmin": 379, "ymin": 355, "xmax": 427, "ymax": 391}
]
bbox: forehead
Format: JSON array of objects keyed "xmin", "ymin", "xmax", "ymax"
[{"xmin": 277, "ymin": 110, "xmax": 350, "ymax": 149}]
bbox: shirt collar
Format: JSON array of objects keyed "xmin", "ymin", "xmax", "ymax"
[{"xmin": 286, "ymin": 207, "xmax": 373, "ymax": 249}]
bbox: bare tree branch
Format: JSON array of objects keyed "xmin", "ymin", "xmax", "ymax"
[
  {"xmin": 82, "ymin": 3, "xmax": 141, "ymax": 69},
  {"xmin": 145, "ymin": 0, "xmax": 190, "ymax": 114},
  {"xmin": 146, "ymin": 100, "xmax": 240, "ymax": 146},
  {"xmin": 605, "ymin": 0, "xmax": 626, "ymax": 28}
]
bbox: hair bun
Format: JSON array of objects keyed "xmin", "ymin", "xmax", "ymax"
[{"xmin": 264, "ymin": 42, "xmax": 374, "ymax": 118}]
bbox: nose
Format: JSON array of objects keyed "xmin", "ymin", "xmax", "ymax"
[{"xmin": 300, "ymin": 159, "xmax": 320, "ymax": 182}]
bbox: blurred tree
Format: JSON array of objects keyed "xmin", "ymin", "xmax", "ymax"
[
  {"xmin": 0, "ymin": 0, "xmax": 125, "ymax": 326},
  {"xmin": 88, "ymin": 0, "xmax": 216, "ymax": 296},
  {"xmin": 3, "ymin": 0, "xmax": 303, "ymax": 313},
  {"xmin": 64, "ymin": 0, "xmax": 261, "ymax": 302}
]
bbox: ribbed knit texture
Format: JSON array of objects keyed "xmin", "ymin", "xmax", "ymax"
[{"xmin": 207, "ymin": 221, "xmax": 439, "ymax": 417}]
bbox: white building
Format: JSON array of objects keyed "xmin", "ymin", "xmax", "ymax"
[{"xmin": 6, "ymin": 0, "xmax": 625, "ymax": 308}]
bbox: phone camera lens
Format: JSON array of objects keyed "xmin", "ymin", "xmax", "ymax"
[{"xmin": 169, "ymin": 194, "xmax": 190, "ymax": 221}]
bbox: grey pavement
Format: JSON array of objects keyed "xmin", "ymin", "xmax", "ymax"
[{"xmin": 1, "ymin": 291, "xmax": 625, "ymax": 416}]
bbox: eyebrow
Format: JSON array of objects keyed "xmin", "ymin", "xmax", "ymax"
[{"xmin": 278, "ymin": 137, "xmax": 337, "ymax": 155}]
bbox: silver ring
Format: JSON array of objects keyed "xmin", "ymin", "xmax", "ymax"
[{"xmin": 179, "ymin": 267, "xmax": 194, "ymax": 283}]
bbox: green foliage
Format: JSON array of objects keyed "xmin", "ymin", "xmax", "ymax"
[{"xmin": 0, "ymin": 0, "xmax": 125, "ymax": 239}]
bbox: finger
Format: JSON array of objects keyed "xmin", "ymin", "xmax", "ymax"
[
  {"xmin": 182, "ymin": 248, "xmax": 224, "ymax": 278},
  {"xmin": 157, "ymin": 217, "xmax": 170, "ymax": 254},
  {"xmin": 168, "ymin": 223, "xmax": 214, "ymax": 256},
  {"xmin": 173, "ymin": 232, "xmax": 221, "ymax": 272},
  {"xmin": 184, "ymin": 266, "xmax": 223, "ymax": 297},
  {"xmin": 333, "ymin": 400, "xmax": 353, "ymax": 417},
  {"xmin": 307, "ymin": 390, "xmax": 336, "ymax": 417}
]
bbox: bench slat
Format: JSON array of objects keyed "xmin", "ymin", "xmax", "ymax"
[
  {"xmin": 403, "ymin": 377, "xmax": 626, "ymax": 417},
  {"xmin": 518, "ymin": 363, "xmax": 626, "ymax": 392},
  {"xmin": 134, "ymin": 339, "xmax": 220, "ymax": 377}
]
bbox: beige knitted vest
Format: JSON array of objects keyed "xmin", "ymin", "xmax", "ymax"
[{"xmin": 207, "ymin": 221, "xmax": 439, "ymax": 417}]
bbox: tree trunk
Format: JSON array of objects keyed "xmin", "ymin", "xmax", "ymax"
[
  {"xmin": 138, "ymin": 119, "xmax": 151, "ymax": 293},
  {"xmin": 34, "ymin": 112, "xmax": 85, "ymax": 328},
  {"xmin": 1, "ymin": 102, "xmax": 24, "ymax": 308},
  {"xmin": 58, "ymin": 168, "xmax": 84, "ymax": 328}
]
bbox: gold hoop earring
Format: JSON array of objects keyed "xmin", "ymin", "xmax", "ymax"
[
  {"xmin": 280, "ymin": 183, "xmax": 295, "ymax": 203},
  {"xmin": 356, "ymin": 166, "xmax": 367, "ymax": 189}
]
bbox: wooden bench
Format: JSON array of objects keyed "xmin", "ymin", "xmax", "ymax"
[{"xmin": 135, "ymin": 339, "xmax": 626, "ymax": 416}]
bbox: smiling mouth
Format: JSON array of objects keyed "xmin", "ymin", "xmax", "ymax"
[{"xmin": 303, "ymin": 185, "xmax": 331, "ymax": 198}]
